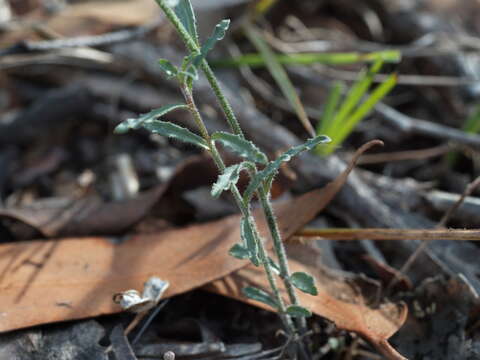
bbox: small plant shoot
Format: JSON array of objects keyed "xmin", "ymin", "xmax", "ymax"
[{"xmin": 115, "ymin": 0, "xmax": 332, "ymax": 356}]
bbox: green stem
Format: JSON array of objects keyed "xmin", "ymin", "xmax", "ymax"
[
  {"xmin": 258, "ymin": 187, "xmax": 307, "ymax": 331},
  {"xmin": 181, "ymin": 83, "xmax": 294, "ymax": 333},
  {"xmin": 155, "ymin": 0, "xmax": 244, "ymax": 137},
  {"xmin": 155, "ymin": 0, "xmax": 305, "ymax": 344},
  {"xmin": 200, "ymin": 61, "xmax": 244, "ymax": 137}
]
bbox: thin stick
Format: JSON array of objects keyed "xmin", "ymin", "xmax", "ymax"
[
  {"xmin": 353, "ymin": 144, "xmax": 452, "ymax": 165},
  {"xmin": 395, "ymin": 175, "xmax": 480, "ymax": 278},
  {"xmin": 295, "ymin": 228, "xmax": 480, "ymax": 241}
]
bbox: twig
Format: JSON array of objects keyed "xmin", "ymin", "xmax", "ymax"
[
  {"xmin": 294, "ymin": 228, "xmax": 480, "ymax": 241},
  {"xmin": 396, "ymin": 175, "xmax": 480, "ymax": 278},
  {"xmin": 376, "ymin": 102, "xmax": 480, "ymax": 148},
  {"xmin": 352, "ymin": 144, "xmax": 452, "ymax": 164},
  {"xmin": 0, "ymin": 17, "xmax": 164, "ymax": 56}
]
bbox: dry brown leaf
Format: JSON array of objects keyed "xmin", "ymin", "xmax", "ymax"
[
  {"xmin": 0, "ymin": 184, "xmax": 336, "ymax": 332},
  {"xmin": 1, "ymin": 0, "xmax": 160, "ymax": 46},
  {"xmin": 0, "ymin": 155, "xmax": 214, "ymax": 238},
  {"xmin": 0, "ymin": 140, "xmax": 385, "ymax": 345},
  {"xmin": 0, "ymin": 185, "xmax": 166, "ymax": 238}
]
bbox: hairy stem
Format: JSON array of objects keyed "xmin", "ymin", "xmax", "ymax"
[
  {"xmin": 155, "ymin": 0, "xmax": 307, "ymax": 343},
  {"xmin": 258, "ymin": 187, "xmax": 307, "ymax": 331},
  {"xmin": 181, "ymin": 83, "xmax": 294, "ymax": 333}
]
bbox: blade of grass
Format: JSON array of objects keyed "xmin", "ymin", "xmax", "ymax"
[
  {"xmin": 244, "ymin": 25, "xmax": 315, "ymax": 136},
  {"xmin": 316, "ymin": 81, "xmax": 344, "ymax": 141},
  {"xmin": 325, "ymin": 73, "xmax": 397, "ymax": 153},
  {"xmin": 211, "ymin": 50, "xmax": 401, "ymax": 68},
  {"xmin": 318, "ymin": 59, "xmax": 384, "ymax": 155}
]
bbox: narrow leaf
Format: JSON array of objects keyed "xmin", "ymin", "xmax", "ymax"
[
  {"xmin": 212, "ymin": 50, "xmax": 401, "ymax": 68},
  {"xmin": 286, "ymin": 305, "xmax": 312, "ymax": 318},
  {"xmin": 244, "ymin": 25, "xmax": 315, "ymax": 136},
  {"xmin": 114, "ymin": 104, "xmax": 188, "ymax": 134},
  {"xmin": 193, "ymin": 19, "xmax": 230, "ymax": 66},
  {"xmin": 290, "ymin": 272, "xmax": 318, "ymax": 296},
  {"xmin": 229, "ymin": 244, "xmax": 250, "ymax": 260},
  {"xmin": 143, "ymin": 121, "xmax": 208, "ymax": 149},
  {"xmin": 211, "ymin": 163, "xmax": 242, "ymax": 198},
  {"xmin": 316, "ymin": 81, "xmax": 344, "ymax": 137},
  {"xmin": 325, "ymin": 59, "xmax": 383, "ymax": 138},
  {"xmin": 242, "ymin": 287, "xmax": 278, "ymax": 309},
  {"xmin": 325, "ymin": 72, "xmax": 397, "ymax": 154},
  {"xmin": 244, "ymin": 135, "xmax": 330, "ymax": 201},
  {"xmin": 158, "ymin": 59, "xmax": 178, "ymax": 78},
  {"xmin": 174, "ymin": 0, "xmax": 199, "ymax": 45},
  {"xmin": 241, "ymin": 216, "xmax": 259, "ymax": 266},
  {"xmin": 212, "ymin": 132, "xmax": 268, "ymax": 164}
]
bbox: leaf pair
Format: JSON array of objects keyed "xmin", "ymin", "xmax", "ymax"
[{"xmin": 114, "ymin": 104, "xmax": 208, "ymax": 149}]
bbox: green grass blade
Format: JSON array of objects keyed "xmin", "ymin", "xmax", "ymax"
[
  {"xmin": 325, "ymin": 72, "xmax": 397, "ymax": 153},
  {"xmin": 244, "ymin": 25, "xmax": 315, "ymax": 136},
  {"xmin": 212, "ymin": 50, "xmax": 401, "ymax": 68},
  {"xmin": 325, "ymin": 59, "xmax": 384, "ymax": 140},
  {"xmin": 316, "ymin": 81, "xmax": 344, "ymax": 137}
]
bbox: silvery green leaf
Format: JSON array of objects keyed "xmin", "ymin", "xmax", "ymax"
[
  {"xmin": 174, "ymin": 0, "xmax": 199, "ymax": 45},
  {"xmin": 241, "ymin": 216, "xmax": 259, "ymax": 266},
  {"xmin": 193, "ymin": 19, "xmax": 230, "ymax": 66},
  {"xmin": 244, "ymin": 135, "xmax": 330, "ymax": 201},
  {"xmin": 211, "ymin": 132, "xmax": 268, "ymax": 164},
  {"xmin": 229, "ymin": 243, "xmax": 250, "ymax": 259},
  {"xmin": 290, "ymin": 272, "xmax": 318, "ymax": 296},
  {"xmin": 242, "ymin": 287, "xmax": 278, "ymax": 309},
  {"xmin": 286, "ymin": 305, "xmax": 312, "ymax": 318},
  {"xmin": 211, "ymin": 163, "xmax": 242, "ymax": 198},
  {"xmin": 143, "ymin": 121, "xmax": 208, "ymax": 149},
  {"xmin": 114, "ymin": 104, "xmax": 188, "ymax": 134},
  {"xmin": 158, "ymin": 59, "xmax": 178, "ymax": 78}
]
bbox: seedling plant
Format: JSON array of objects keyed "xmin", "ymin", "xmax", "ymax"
[{"xmin": 115, "ymin": 0, "xmax": 328, "ymax": 356}]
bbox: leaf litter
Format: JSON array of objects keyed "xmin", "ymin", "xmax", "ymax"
[{"xmin": 0, "ymin": 139, "xmax": 409, "ymax": 360}]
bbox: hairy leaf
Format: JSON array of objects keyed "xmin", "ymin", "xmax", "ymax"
[
  {"xmin": 290, "ymin": 272, "xmax": 318, "ymax": 296},
  {"xmin": 143, "ymin": 121, "xmax": 208, "ymax": 149},
  {"xmin": 211, "ymin": 163, "xmax": 243, "ymax": 198},
  {"xmin": 229, "ymin": 244, "xmax": 250, "ymax": 260},
  {"xmin": 114, "ymin": 104, "xmax": 188, "ymax": 134},
  {"xmin": 286, "ymin": 305, "xmax": 312, "ymax": 318},
  {"xmin": 241, "ymin": 216, "xmax": 259, "ymax": 266},
  {"xmin": 212, "ymin": 132, "xmax": 268, "ymax": 164},
  {"xmin": 193, "ymin": 19, "xmax": 230, "ymax": 66},
  {"xmin": 158, "ymin": 59, "xmax": 178, "ymax": 78},
  {"xmin": 174, "ymin": 0, "xmax": 198, "ymax": 45},
  {"xmin": 244, "ymin": 135, "xmax": 331, "ymax": 201},
  {"xmin": 242, "ymin": 287, "xmax": 278, "ymax": 310}
]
